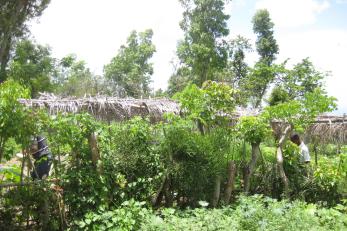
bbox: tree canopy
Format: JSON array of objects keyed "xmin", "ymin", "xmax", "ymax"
[
  {"xmin": 0, "ymin": 0, "xmax": 51, "ymax": 82},
  {"xmin": 104, "ymin": 29, "xmax": 156, "ymax": 98}
]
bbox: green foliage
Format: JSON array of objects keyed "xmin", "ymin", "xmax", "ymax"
[
  {"xmin": 76, "ymin": 200, "xmax": 149, "ymax": 231},
  {"xmin": 246, "ymin": 62, "xmax": 285, "ymax": 108},
  {"xmin": 252, "ymin": 9, "xmax": 279, "ymax": 66},
  {"xmin": 48, "ymin": 113, "xmax": 108, "ymax": 219},
  {"xmin": 140, "ymin": 195, "xmax": 347, "ymax": 230},
  {"xmin": 54, "ymin": 54, "xmax": 100, "ymax": 97},
  {"xmin": 0, "ymin": 164, "xmax": 21, "ymax": 183},
  {"xmin": 167, "ymin": 67, "xmax": 192, "ymax": 96},
  {"xmin": 104, "ymin": 29, "xmax": 156, "ymax": 97},
  {"xmin": 0, "ymin": 80, "xmax": 41, "ymax": 161},
  {"xmin": 281, "ymin": 58, "xmax": 326, "ymax": 99},
  {"xmin": 268, "ymin": 85, "xmax": 290, "ymax": 106},
  {"xmin": 229, "ymin": 36, "xmax": 252, "ymax": 85},
  {"xmin": 264, "ymin": 89, "xmax": 336, "ymax": 131},
  {"xmin": 177, "ymin": 0, "xmax": 230, "ymax": 85},
  {"xmin": 159, "ymin": 116, "xmax": 215, "ymax": 204},
  {"xmin": 174, "ymin": 81, "xmax": 236, "ymax": 129},
  {"xmin": 243, "ymin": 9, "xmax": 279, "ymax": 108},
  {"xmin": 101, "ymin": 117, "xmax": 164, "ymax": 203},
  {"xmin": 295, "ymin": 154, "xmax": 347, "ymax": 207},
  {"xmin": 0, "ymin": 0, "xmax": 51, "ymax": 82},
  {"xmin": 8, "ymin": 39, "xmax": 55, "ymax": 97},
  {"xmin": 226, "ymin": 35, "xmax": 252, "ymax": 105},
  {"xmin": 237, "ymin": 115, "xmax": 271, "ymax": 144},
  {"xmin": 0, "ymin": 182, "xmax": 60, "ymax": 231}
]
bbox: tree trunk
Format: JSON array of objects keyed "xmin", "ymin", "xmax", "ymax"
[
  {"xmin": 223, "ymin": 161, "xmax": 237, "ymax": 204},
  {"xmin": 244, "ymin": 142, "xmax": 260, "ymax": 193},
  {"xmin": 41, "ymin": 195, "xmax": 50, "ymax": 230},
  {"xmin": 211, "ymin": 175, "xmax": 221, "ymax": 207},
  {"xmin": 0, "ymin": 0, "xmax": 29, "ymax": 82},
  {"xmin": 276, "ymin": 125, "xmax": 291, "ymax": 198},
  {"xmin": 20, "ymin": 149, "xmax": 26, "ymax": 184},
  {"xmin": 0, "ymin": 138, "xmax": 6, "ymax": 163},
  {"xmin": 152, "ymin": 175, "xmax": 167, "ymax": 207},
  {"xmin": 164, "ymin": 176, "xmax": 173, "ymax": 207},
  {"xmin": 0, "ymin": 31, "xmax": 12, "ymax": 83},
  {"xmin": 314, "ymin": 143, "xmax": 318, "ymax": 166},
  {"xmin": 88, "ymin": 132, "xmax": 102, "ymax": 173}
]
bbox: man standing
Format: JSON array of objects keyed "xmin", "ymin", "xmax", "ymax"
[
  {"xmin": 290, "ymin": 134, "xmax": 311, "ymax": 163},
  {"xmin": 30, "ymin": 136, "xmax": 52, "ymax": 180}
]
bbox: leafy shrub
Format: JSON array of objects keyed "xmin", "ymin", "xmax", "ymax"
[
  {"xmin": 101, "ymin": 117, "xmax": 164, "ymax": 204},
  {"xmin": 0, "ymin": 182, "xmax": 61, "ymax": 230},
  {"xmin": 141, "ymin": 195, "xmax": 347, "ymax": 231},
  {"xmin": 75, "ymin": 200, "xmax": 150, "ymax": 231}
]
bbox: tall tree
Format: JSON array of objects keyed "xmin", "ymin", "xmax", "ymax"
[
  {"xmin": 8, "ymin": 39, "xmax": 55, "ymax": 97},
  {"xmin": 250, "ymin": 9, "xmax": 279, "ymax": 108},
  {"xmin": 104, "ymin": 29, "xmax": 156, "ymax": 98},
  {"xmin": 252, "ymin": 9, "xmax": 279, "ymax": 65},
  {"xmin": 55, "ymin": 54, "xmax": 100, "ymax": 97},
  {"xmin": 0, "ymin": 0, "xmax": 50, "ymax": 83},
  {"xmin": 229, "ymin": 36, "xmax": 252, "ymax": 88},
  {"xmin": 177, "ymin": 0, "xmax": 230, "ymax": 86}
]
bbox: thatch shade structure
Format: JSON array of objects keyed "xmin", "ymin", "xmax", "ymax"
[
  {"xmin": 19, "ymin": 94, "xmax": 347, "ymax": 144},
  {"xmin": 18, "ymin": 94, "xmax": 259, "ymax": 123},
  {"xmin": 306, "ymin": 115, "xmax": 347, "ymax": 144},
  {"xmin": 19, "ymin": 95, "xmax": 181, "ymax": 123}
]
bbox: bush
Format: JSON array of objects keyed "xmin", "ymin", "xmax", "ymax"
[
  {"xmin": 75, "ymin": 200, "xmax": 150, "ymax": 231},
  {"xmin": 140, "ymin": 195, "xmax": 347, "ymax": 231}
]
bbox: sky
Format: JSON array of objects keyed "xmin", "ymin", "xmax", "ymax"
[{"xmin": 29, "ymin": 0, "xmax": 347, "ymax": 113}]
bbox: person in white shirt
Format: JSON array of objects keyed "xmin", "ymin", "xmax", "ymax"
[{"xmin": 290, "ymin": 134, "xmax": 311, "ymax": 164}]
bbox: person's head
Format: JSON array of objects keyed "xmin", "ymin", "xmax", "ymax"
[
  {"xmin": 29, "ymin": 136, "xmax": 45, "ymax": 154},
  {"xmin": 290, "ymin": 134, "xmax": 301, "ymax": 146},
  {"xmin": 30, "ymin": 139, "xmax": 38, "ymax": 153}
]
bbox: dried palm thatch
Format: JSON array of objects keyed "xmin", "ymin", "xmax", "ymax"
[
  {"xmin": 19, "ymin": 93, "xmax": 181, "ymax": 123},
  {"xmin": 19, "ymin": 93, "xmax": 260, "ymax": 122},
  {"xmin": 306, "ymin": 115, "xmax": 347, "ymax": 144},
  {"xmin": 19, "ymin": 93, "xmax": 347, "ymax": 144},
  {"xmin": 271, "ymin": 115, "xmax": 347, "ymax": 144}
]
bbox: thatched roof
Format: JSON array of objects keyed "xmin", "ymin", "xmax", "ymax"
[
  {"xmin": 19, "ymin": 94, "xmax": 347, "ymax": 144},
  {"xmin": 306, "ymin": 115, "xmax": 347, "ymax": 144},
  {"xmin": 18, "ymin": 93, "xmax": 259, "ymax": 123},
  {"xmin": 19, "ymin": 94, "xmax": 180, "ymax": 123}
]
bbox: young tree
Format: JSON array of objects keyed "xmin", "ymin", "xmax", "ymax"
[
  {"xmin": 7, "ymin": 39, "xmax": 55, "ymax": 97},
  {"xmin": 237, "ymin": 115, "xmax": 271, "ymax": 193},
  {"xmin": 264, "ymin": 89, "xmax": 336, "ymax": 197},
  {"xmin": 249, "ymin": 9, "xmax": 279, "ymax": 108},
  {"xmin": 0, "ymin": 80, "xmax": 40, "ymax": 162},
  {"xmin": 176, "ymin": 0, "xmax": 230, "ymax": 86},
  {"xmin": 175, "ymin": 81, "xmax": 237, "ymax": 206},
  {"xmin": 0, "ymin": 0, "xmax": 50, "ymax": 82},
  {"xmin": 104, "ymin": 29, "xmax": 156, "ymax": 98}
]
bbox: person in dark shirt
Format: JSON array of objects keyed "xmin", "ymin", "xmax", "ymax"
[{"xmin": 30, "ymin": 136, "xmax": 52, "ymax": 180}]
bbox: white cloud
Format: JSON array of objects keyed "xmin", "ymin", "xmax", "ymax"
[{"xmin": 255, "ymin": 0, "xmax": 330, "ymax": 28}]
